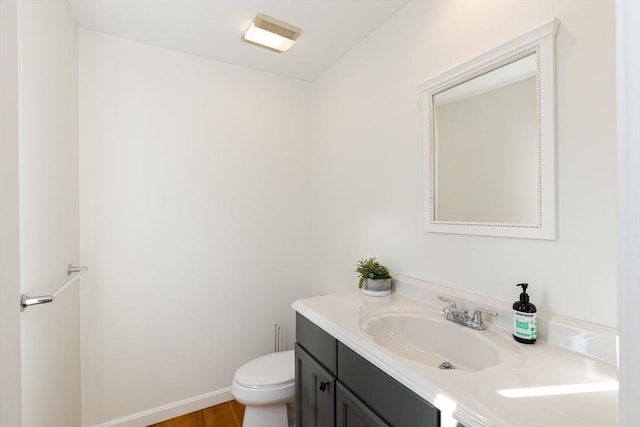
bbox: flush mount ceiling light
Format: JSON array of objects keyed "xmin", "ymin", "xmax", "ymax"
[{"xmin": 242, "ymin": 14, "xmax": 302, "ymax": 53}]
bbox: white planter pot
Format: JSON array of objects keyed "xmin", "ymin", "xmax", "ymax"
[{"xmin": 362, "ymin": 278, "xmax": 391, "ymax": 297}]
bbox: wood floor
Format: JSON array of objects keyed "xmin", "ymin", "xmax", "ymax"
[{"xmin": 148, "ymin": 400, "xmax": 245, "ymax": 427}]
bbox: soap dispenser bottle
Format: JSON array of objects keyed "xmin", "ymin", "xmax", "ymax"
[{"xmin": 512, "ymin": 283, "xmax": 537, "ymax": 344}]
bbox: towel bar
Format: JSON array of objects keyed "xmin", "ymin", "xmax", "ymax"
[{"xmin": 20, "ymin": 264, "xmax": 88, "ymax": 311}]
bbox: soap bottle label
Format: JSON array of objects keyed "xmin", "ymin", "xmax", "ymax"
[{"xmin": 513, "ymin": 310, "xmax": 537, "ymax": 340}]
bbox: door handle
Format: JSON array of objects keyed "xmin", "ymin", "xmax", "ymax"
[{"xmin": 319, "ymin": 381, "xmax": 330, "ymax": 392}]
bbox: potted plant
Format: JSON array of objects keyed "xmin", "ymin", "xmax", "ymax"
[{"xmin": 356, "ymin": 257, "xmax": 392, "ymax": 296}]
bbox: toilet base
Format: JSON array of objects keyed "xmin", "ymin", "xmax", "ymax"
[{"xmin": 242, "ymin": 403, "xmax": 288, "ymax": 427}]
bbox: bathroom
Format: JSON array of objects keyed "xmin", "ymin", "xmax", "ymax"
[{"xmin": 0, "ymin": 0, "xmax": 637, "ymax": 426}]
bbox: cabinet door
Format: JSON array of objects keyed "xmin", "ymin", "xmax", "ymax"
[
  {"xmin": 336, "ymin": 382, "xmax": 390, "ymax": 427},
  {"xmin": 296, "ymin": 343, "xmax": 336, "ymax": 427}
]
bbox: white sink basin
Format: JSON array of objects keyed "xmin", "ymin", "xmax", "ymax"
[{"xmin": 360, "ymin": 308, "xmax": 512, "ymax": 371}]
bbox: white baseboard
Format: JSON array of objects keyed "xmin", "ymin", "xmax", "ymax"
[{"xmin": 94, "ymin": 387, "xmax": 233, "ymax": 427}]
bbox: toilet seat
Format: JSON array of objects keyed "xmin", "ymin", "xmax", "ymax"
[
  {"xmin": 232, "ymin": 378, "xmax": 294, "ymax": 405},
  {"xmin": 234, "ymin": 350, "xmax": 294, "ymax": 389},
  {"xmin": 231, "ymin": 350, "xmax": 295, "ymax": 406}
]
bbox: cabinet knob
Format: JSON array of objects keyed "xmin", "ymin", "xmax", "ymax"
[{"xmin": 319, "ymin": 381, "xmax": 330, "ymax": 392}]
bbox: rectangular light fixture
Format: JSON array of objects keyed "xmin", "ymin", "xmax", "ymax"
[{"xmin": 242, "ymin": 14, "xmax": 301, "ymax": 53}]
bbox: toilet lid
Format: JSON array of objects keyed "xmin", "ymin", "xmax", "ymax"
[{"xmin": 235, "ymin": 350, "xmax": 295, "ymax": 388}]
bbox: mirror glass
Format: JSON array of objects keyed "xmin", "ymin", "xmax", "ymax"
[{"xmin": 432, "ymin": 54, "xmax": 538, "ymax": 224}]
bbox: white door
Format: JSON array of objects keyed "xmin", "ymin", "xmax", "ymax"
[
  {"xmin": 617, "ymin": 1, "xmax": 640, "ymax": 425},
  {"xmin": 1, "ymin": 1, "xmax": 81, "ymax": 426},
  {"xmin": 0, "ymin": 0, "xmax": 23, "ymax": 425}
]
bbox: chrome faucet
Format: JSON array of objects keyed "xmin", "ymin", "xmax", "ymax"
[{"xmin": 437, "ymin": 296, "xmax": 497, "ymax": 330}]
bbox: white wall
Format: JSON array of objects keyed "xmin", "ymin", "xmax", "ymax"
[
  {"xmin": 17, "ymin": 1, "xmax": 81, "ymax": 426},
  {"xmin": 311, "ymin": 1, "xmax": 617, "ymax": 327},
  {"xmin": 79, "ymin": 31, "xmax": 311, "ymax": 426},
  {"xmin": 0, "ymin": 1, "xmax": 22, "ymax": 426}
]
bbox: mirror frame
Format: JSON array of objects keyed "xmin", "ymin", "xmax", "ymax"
[{"xmin": 419, "ymin": 19, "xmax": 559, "ymax": 240}]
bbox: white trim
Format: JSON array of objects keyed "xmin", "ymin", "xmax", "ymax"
[
  {"xmin": 93, "ymin": 388, "xmax": 233, "ymax": 427},
  {"xmin": 617, "ymin": 0, "xmax": 640, "ymax": 425},
  {"xmin": 419, "ymin": 19, "xmax": 559, "ymax": 239}
]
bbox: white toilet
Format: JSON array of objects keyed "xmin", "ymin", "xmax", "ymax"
[{"xmin": 231, "ymin": 350, "xmax": 295, "ymax": 427}]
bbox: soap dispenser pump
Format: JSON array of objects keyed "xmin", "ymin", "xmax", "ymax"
[{"xmin": 512, "ymin": 283, "xmax": 537, "ymax": 344}]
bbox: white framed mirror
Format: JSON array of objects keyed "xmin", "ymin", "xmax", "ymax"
[{"xmin": 419, "ymin": 19, "xmax": 559, "ymax": 239}]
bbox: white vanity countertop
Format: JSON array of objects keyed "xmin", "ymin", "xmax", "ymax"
[{"xmin": 292, "ymin": 280, "xmax": 618, "ymax": 427}]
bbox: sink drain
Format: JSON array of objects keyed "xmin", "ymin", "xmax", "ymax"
[{"xmin": 439, "ymin": 361, "xmax": 455, "ymax": 370}]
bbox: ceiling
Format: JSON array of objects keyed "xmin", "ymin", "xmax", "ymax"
[{"xmin": 68, "ymin": 0, "xmax": 409, "ymax": 81}]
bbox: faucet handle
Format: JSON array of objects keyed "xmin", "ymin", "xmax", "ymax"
[
  {"xmin": 470, "ymin": 308, "xmax": 498, "ymax": 330},
  {"xmin": 437, "ymin": 296, "xmax": 457, "ymax": 309}
]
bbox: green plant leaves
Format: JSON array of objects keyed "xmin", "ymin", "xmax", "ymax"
[{"xmin": 355, "ymin": 257, "xmax": 391, "ymax": 288}]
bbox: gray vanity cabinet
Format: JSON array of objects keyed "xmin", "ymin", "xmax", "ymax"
[
  {"xmin": 336, "ymin": 382, "xmax": 389, "ymax": 427},
  {"xmin": 295, "ymin": 313, "xmax": 441, "ymax": 427},
  {"xmin": 295, "ymin": 311, "xmax": 338, "ymax": 426},
  {"xmin": 296, "ymin": 342, "xmax": 336, "ymax": 427},
  {"xmin": 337, "ymin": 342, "xmax": 439, "ymax": 427}
]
